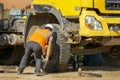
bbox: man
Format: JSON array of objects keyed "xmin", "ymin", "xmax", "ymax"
[{"xmin": 18, "ymin": 24, "xmax": 54, "ymax": 76}]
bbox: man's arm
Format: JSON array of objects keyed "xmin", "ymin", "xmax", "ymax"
[
  {"xmin": 43, "ymin": 40, "xmax": 52, "ymax": 69},
  {"xmin": 45, "ymin": 36, "xmax": 53, "ymax": 62},
  {"xmin": 45, "ymin": 41, "xmax": 52, "ymax": 62}
]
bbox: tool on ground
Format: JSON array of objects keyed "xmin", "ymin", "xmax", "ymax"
[
  {"xmin": 78, "ymin": 68, "xmax": 102, "ymax": 77},
  {"xmin": 31, "ymin": 52, "xmax": 47, "ymax": 70}
]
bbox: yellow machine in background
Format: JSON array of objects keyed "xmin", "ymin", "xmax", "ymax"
[{"xmin": 24, "ymin": 0, "xmax": 120, "ymax": 71}]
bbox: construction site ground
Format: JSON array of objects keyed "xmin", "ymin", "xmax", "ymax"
[{"xmin": 0, "ymin": 65, "xmax": 120, "ymax": 80}]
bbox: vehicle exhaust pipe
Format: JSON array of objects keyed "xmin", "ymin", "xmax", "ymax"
[
  {"xmin": 9, "ymin": 34, "xmax": 24, "ymax": 45},
  {"xmin": 0, "ymin": 34, "xmax": 9, "ymax": 46}
]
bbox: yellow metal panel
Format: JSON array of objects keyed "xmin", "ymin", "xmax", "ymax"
[
  {"xmin": 110, "ymin": 31, "xmax": 120, "ymax": 36},
  {"xmin": 33, "ymin": 0, "xmax": 81, "ymax": 16},
  {"xmin": 80, "ymin": 0, "xmax": 93, "ymax": 8},
  {"xmin": 105, "ymin": 18, "xmax": 120, "ymax": 23},
  {"xmin": 94, "ymin": 0, "xmax": 120, "ymax": 14},
  {"xmin": 33, "ymin": 0, "xmax": 51, "ymax": 4},
  {"xmin": 79, "ymin": 9, "xmax": 120, "ymax": 36}
]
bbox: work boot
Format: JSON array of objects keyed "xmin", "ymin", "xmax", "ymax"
[
  {"xmin": 17, "ymin": 69, "xmax": 23, "ymax": 74},
  {"xmin": 35, "ymin": 71, "xmax": 41, "ymax": 76},
  {"xmin": 36, "ymin": 72, "xmax": 45, "ymax": 76},
  {"xmin": 35, "ymin": 69, "xmax": 45, "ymax": 76}
]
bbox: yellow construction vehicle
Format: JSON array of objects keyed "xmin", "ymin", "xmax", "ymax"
[
  {"xmin": 24, "ymin": 0, "xmax": 120, "ymax": 71},
  {"xmin": 0, "ymin": 0, "xmax": 120, "ymax": 72}
]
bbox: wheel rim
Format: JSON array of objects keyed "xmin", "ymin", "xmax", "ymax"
[{"xmin": 108, "ymin": 46, "xmax": 120, "ymax": 59}]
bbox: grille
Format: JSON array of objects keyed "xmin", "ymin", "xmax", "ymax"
[
  {"xmin": 108, "ymin": 24, "xmax": 120, "ymax": 31},
  {"xmin": 106, "ymin": 0, "xmax": 120, "ymax": 10}
]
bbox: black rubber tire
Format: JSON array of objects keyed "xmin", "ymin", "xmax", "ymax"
[
  {"xmin": 102, "ymin": 46, "xmax": 120, "ymax": 67},
  {"xmin": 0, "ymin": 45, "xmax": 24, "ymax": 65},
  {"xmin": 26, "ymin": 24, "xmax": 71, "ymax": 72},
  {"xmin": 45, "ymin": 24, "xmax": 71, "ymax": 72}
]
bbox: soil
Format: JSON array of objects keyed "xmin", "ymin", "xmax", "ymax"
[{"xmin": 0, "ymin": 65, "xmax": 120, "ymax": 80}]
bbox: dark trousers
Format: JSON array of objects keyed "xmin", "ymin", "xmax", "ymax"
[{"xmin": 19, "ymin": 41, "xmax": 42, "ymax": 72}]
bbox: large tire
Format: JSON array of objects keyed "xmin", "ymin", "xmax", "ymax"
[
  {"xmin": 26, "ymin": 24, "xmax": 71, "ymax": 72},
  {"xmin": 45, "ymin": 24, "xmax": 71, "ymax": 72},
  {"xmin": 0, "ymin": 45, "xmax": 24, "ymax": 65},
  {"xmin": 26, "ymin": 24, "xmax": 59, "ymax": 72},
  {"xmin": 102, "ymin": 46, "xmax": 120, "ymax": 67}
]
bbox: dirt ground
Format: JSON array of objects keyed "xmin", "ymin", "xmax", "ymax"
[{"xmin": 0, "ymin": 65, "xmax": 120, "ymax": 80}]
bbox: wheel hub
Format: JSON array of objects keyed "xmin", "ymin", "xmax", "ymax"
[{"xmin": 109, "ymin": 46, "xmax": 120, "ymax": 59}]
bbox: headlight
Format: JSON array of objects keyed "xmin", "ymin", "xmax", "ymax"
[
  {"xmin": 0, "ymin": 18, "xmax": 9, "ymax": 30},
  {"xmin": 85, "ymin": 16, "xmax": 102, "ymax": 30}
]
